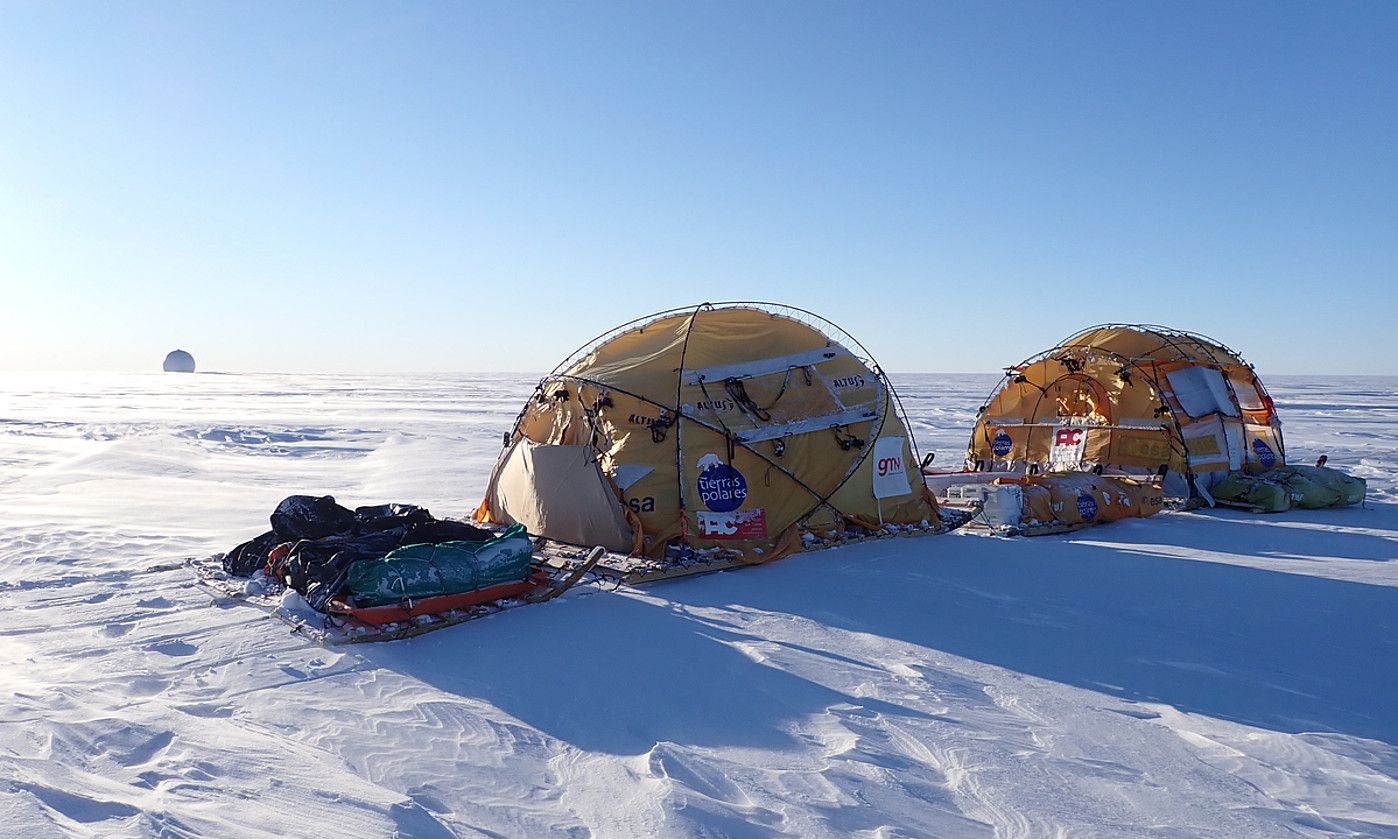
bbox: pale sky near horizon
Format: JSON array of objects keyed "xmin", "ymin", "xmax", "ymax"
[{"xmin": 1, "ymin": 2, "xmax": 1395, "ymax": 375}]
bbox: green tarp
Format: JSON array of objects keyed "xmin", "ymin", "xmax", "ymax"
[
  {"xmin": 1211, "ymin": 465, "xmax": 1366, "ymax": 513},
  {"xmin": 344, "ymin": 523, "xmax": 534, "ymax": 607}
]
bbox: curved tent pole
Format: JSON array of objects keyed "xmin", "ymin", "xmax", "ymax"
[
  {"xmin": 1058, "ymin": 322, "xmax": 1247, "ymax": 368},
  {"xmin": 547, "ymin": 300, "xmax": 890, "ymax": 381},
  {"xmin": 672, "ymin": 303, "xmax": 709, "ymax": 519},
  {"xmin": 877, "ymin": 364, "xmax": 927, "ymax": 489}
]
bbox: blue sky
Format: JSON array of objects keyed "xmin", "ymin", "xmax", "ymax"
[{"xmin": 2, "ymin": 2, "xmax": 1394, "ymax": 374}]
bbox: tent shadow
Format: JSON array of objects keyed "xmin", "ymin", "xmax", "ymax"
[
  {"xmin": 354, "ymin": 507, "xmax": 1395, "ymax": 752},
  {"xmin": 667, "ymin": 521, "xmax": 1398, "ymax": 746},
  {"xmin": 354, "ymin": 589, "xmax": 937, "ymax": 755},
  {"xmin": 1161, "ymin": 506, "xmax": 1398, "ymax": 563}
]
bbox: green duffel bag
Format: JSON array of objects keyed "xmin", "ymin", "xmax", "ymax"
[
  {"xmin": 1212, "ymin": 465, "xmax": 1367, "ymax": 512},
  {"xmin": 1241, "ymin": 479, "xmax": 1292, "ymax": 512},
  {"xmin": 1282, "ymin": 471, "xmax": 1343, "ymax": 509},
  {"xmin": 344, "ymin": 523, "xmax": 534, "ymax": 607},
  {"xmin": 1212, "ymin": 473, "xmax": 1291, "ymax": 512},
  {"xmin": 1287, "ymin": 465, "xmax": 1367, "ymax": 507}
]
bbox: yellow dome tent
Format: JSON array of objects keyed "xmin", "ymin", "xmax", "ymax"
[
  {"xmin": 965, "ymin": 324, "xmax": 1284, "ymax": 500},
  {"xmin": 476, "ymin": 303, "xmax": 943, "ymax": 573}
]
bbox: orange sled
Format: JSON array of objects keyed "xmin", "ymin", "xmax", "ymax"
[{"xmin": 327, "ymin": 567, "xmax": 555, "ymax": 626}]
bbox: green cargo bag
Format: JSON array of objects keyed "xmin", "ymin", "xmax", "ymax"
[
  {"xmin": 1211, "ymin": 466, "xmax": 1366, "ymax": 512},
  {"xmin": 344, "ymin": 523, "xmax": 534, "ymax": 607},
  {"xmin": 1211, "ymin": 473, "xmax": 1291, "ymax": 512},
  {"xmin": 1288, "ymin": 465, "xmax": 1367, "ymax": 507}
]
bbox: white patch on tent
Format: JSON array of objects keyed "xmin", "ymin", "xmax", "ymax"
[
  {"xmin": 1049, "ymin": 427, "xmax": 1088, "ymax": 470},
  {"xmin": 695, "ymin": 508, "xmax": 767, "ymax": 539},
  {"xmin": 685, "ymin": 347, "xmax": 844, "ymax": 384},
  {"xmin": 1165, "ymin": 367, "xmax": 1240, "ymax": 418},
  {"xmin": 872, "ymin": 436, "xmax": 911, "ymax": 499},
  {"xmin": 611, "ymin": 465, "xmax": 653, "ymax": 492}
]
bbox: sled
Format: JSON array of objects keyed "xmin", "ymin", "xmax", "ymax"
[
  {"xmin": 190, "ymin": 511, "xmax": 970, "ymax": 642},
  {"xmin": 924, "ymin": 470, "xmax": 1166, "ymax": 537},
  {"xmin": 188, "ymin": 546, "xmax": 608, "ymax": 645},
  {"xmin": 536, "ymin": 512, "xmax": 975, "ymax": 585}
]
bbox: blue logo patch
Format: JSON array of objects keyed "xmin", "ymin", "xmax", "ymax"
[
  {"xmin": 991, "ymin": 429, "xmax": 1013, "ymax": 457},
  {"xmin": 1076, "ymin": 493, "xmax": 1098, "ymax": 521},
  {"xmin": 1252, "ymin": 438, "xmax": 1277, "ymax": 469},
  {"xmin": 697, "ymin": 460, "xmax": 748, "ymax": 512}
]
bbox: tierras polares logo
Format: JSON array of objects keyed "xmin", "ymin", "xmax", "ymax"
[
  {"xmin": 1076, "ymin": 492, "xmax": 1098, "ymax": 521},
  {"xmin": 696, "ymin": 453, "xmax": 747, "ymax": 512},
  {"xmin": 1252, "ymin": 438, "xmax": 1277, "ymax": 469}
]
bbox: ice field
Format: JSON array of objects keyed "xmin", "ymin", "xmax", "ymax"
[{"xmin": 1, "ymin": 372, "xmax": 1394, "ymax": 838}]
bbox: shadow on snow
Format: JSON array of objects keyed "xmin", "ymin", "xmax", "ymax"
[{"xmin": 359, "ymin": 505, "xmax": 1397, "ymax": 753}]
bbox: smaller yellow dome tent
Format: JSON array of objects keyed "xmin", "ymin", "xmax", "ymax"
[
  {"xmin": 477, "ymin": 303, "xmax": 942, "ymax": 566},
  {"xmin": 965, "ymin": 324, "xmax": 1284, "ymax": 500}
]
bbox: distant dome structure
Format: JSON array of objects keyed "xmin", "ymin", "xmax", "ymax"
[{"xmin": 163, "ymin": 349, "xmax": 196, "ymax": 373}]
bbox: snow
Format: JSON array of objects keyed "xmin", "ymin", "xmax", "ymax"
[{"xmin": 1, "ymin": 371, "xmax": 1395, "ymax": 838}]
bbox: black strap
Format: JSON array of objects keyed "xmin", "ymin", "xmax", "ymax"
[{"xmin": 724, "ymin": 377, "xmax": 772, "ymax": 422}]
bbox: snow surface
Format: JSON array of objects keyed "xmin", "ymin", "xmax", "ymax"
[{"xmin": 1, "ymin": 371, "xmax": 1394, "ymax": 838}]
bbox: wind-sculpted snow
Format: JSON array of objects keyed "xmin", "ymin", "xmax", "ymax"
[{"xmin": 0, "ymin": 371, "xmax": 1394, "ymax": 838}]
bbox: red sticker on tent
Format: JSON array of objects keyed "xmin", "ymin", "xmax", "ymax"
[{"xmin": 695, "ymin": 508, "xmax": 767, "ymax": 540}]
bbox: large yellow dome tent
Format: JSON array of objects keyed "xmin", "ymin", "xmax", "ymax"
[
  {"xmin": 475, "ymin": 303, "xmax": 944, "ymax": 576},
  {"xmin": 965, "ymin": 323, "xmax": 1284, "ymax": 500}
]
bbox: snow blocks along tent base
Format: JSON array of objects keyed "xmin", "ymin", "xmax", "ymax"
[
  {"xmin": 1210, "ymin": 465, "xmax": 1366, "ymax": 512},
  {"xmin": 537, "ymin": 511, "xmax": 975, "ymax": 585}
]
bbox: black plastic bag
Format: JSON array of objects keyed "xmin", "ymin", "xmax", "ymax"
[
  {"xmin": 222, "ymin": 530, "xmax": 282, "ymax": 576},
  {"xmin": 270, "ymin": 495, "xmax": 357, "ymax": 541}
]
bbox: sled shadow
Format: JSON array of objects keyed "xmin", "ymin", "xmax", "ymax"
[
  {"xmin": 355, "ymin": 589, "xmax": 937, "ymax": 755},
  {"xmin": 671, "ymin": 522, "xmax": 1398, "ymax": 746}
]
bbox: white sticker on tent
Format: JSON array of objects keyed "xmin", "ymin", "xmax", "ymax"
[
  {"xmin": 1048, "ymin": 426, "xmax": 1087, "ymax": 470},
  {"xmin": 696, "ymin": 508, "xmax": 767, "ymax": 539},
  {"xmin": 1165, "ymin": 366, "xmax": 1240, "ymax": 419},
  {"xmin": 872, "ymin": 436, "xmax": 911, "ymax": 499},
  {"xmin": 611, "ymin": 465, "xmax": 653, "ymax": 492}
]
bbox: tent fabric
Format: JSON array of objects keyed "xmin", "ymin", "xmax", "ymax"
[
  {"xmin": 484, "ymin": 440, "xmax": 635, "ymax": 553},
  {"xmin": 966, "ymin": 324, "xmax": 1284, "ymax": 499},
  {"xmin": 478, "ymin": 304, "xmax": 938, "ymax": 559}
]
